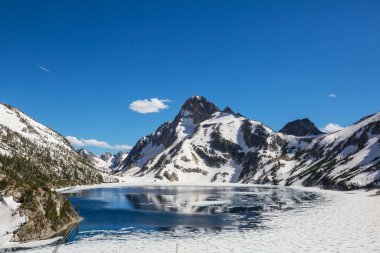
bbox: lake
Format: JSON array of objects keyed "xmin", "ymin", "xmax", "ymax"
[
  {"xmin": 14, "ymin": 185, "xmax": 380, "ymax": 252},
  {"xmin": 63, "ymin": 185, "xmax": 324, "ymax": 241}
]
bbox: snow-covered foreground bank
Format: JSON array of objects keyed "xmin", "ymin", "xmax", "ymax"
[
  {"xmin": 0, "ymin": 197, "xmax": 26, "ymax": 247},
  {"xmin": 17, "ymin": 184, "xmax": 380, "ymax": 253}
]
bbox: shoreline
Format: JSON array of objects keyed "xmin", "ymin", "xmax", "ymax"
[
  {"xmin": 57, "ymin": 177, "xmax": 379, "ymax": 197},
  {"xmin": 0, "ymin": 208, "xmax": 82, "ymax": 251}
]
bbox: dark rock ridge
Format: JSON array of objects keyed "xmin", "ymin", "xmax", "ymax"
[
  {"xmin": 279, "ymin": 118, "xmax": 323, "ymax": 136},
  {"xmin": 179, "ymin": 96, "xmax": 220, "ymax": 124},
  {"xmin": 111, "ymin": 151, "xmax": 128, "ymax": 169},
  {"xmin": 117, "ymin": 96, "xmax": 380, "ymax": 190},
  {"xmin": 100, "ymin": 152, "xmax": 113, "ymax": 161}
]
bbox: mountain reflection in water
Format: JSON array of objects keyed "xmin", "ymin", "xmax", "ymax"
[{"xmin": 63, "ymin": 186, "xmax": 324, "ymax": 242}]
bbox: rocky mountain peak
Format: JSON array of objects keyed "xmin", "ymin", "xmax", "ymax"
[
  {"xmin": 100, "ymin": 152, "xmax": 113, "ymax": 161},
  {"xmin": 76, "ymin": 148, "xmax": 96, "ymax": 161},
  {"xmin": 279, "ymin": 118, "xmax": 323, "ymax": 136},
  {"xmin": 222, "ymin": 106, "xmax": 235, "ymax": 114},
  {"xmin": 115, "ymin": 151, "xmax": 128, "ymax": 157},
  {"xmin": 178, "ymin": 96, "xmax": 220, "ymax": 124}
]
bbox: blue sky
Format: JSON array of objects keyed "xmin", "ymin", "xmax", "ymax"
[{"xmin": 1, "ymin": 0, "xmax": 379, "ymax": 154}]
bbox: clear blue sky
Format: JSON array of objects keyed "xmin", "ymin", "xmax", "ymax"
[{"xmin": 1, "ymin": 0, "xmax": 379, "ymax": 154}]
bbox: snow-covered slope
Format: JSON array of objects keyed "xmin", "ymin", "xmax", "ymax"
[
  {"xmin": 77, "ymin": 149, "xmax": 128, "ymax": 172},
  {"xmin": 0, "ymin": 196, "xmax": 26, "ymax": 246},
  {"xmin": 281, "ymin": 112, "xmax": 380, "ymax": 189},
  {"xmin": 117, "ymin": 96, "xmax": 380, "ymax": 190},
  {"xmin": 0, "ymin": 103, "xmax": 106, "ymax": 185}
]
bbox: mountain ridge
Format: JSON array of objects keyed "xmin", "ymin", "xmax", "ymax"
[
  {"xmin": 116, "ymin": 96, "xmax": 380, "ymax": 190},
  {"xmin": 76, "ymin": 148, "xmax": 128, "ymax": 172}
]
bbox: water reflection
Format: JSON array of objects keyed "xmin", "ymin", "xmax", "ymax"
[{"xmin": 63, "ymin": 186, "xmax": 323, "ymax": 242}]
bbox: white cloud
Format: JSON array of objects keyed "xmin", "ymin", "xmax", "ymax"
[
  {"xmin": 129, "ymin": 98, "xmax": 171, "ymax": 114},
  {"xmin": 66, "ymin": 136, "xmax": 132, "ymax": 150},
  {"xmin": 320, "ymin": 123, "xmax": 344, "ymax": 133},
  {"xmin": 36, "ymin": 64, "xmax": 50, "ymax": 72},
  {"xmin": 327, "ymin": 93, "xmax": 337, "ymax": 98}
]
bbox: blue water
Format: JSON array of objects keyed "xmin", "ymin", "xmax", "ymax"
[{"xmin": 62, "ymin": 186, "xmax": 324, "ymax": 242}]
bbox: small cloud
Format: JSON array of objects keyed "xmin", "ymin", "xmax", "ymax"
[
  {"xmin": 66, "ymin": 136, "xmax": 132, "ymax": 150},
  {"xmin": 36, "ymin": 64, "xmax": 50, "ymax": 73},
  {"xmin": 327, "ymin": 93, "xmax": 337, "ymax": 98},
  {"xmin": 320, "ymin": 123, "xmax": 344, "ymax": 133},
  {"xmin": 129, "ymin": 98, "xmax": 171, "ymax": 114}
]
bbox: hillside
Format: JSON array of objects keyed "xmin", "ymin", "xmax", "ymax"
[{"xmin": 0, "ymin": 103, "xmax": 110, "ymax": 244}]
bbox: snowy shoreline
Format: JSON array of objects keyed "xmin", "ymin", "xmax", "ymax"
[
  {"xmin": 23, "ymin": 181, "xmax": 380, "ymax": 252},
  {"xmin": 0, "ymin": 197, "xmax": 81, "ymax": 251},
  {"xmin": 0, "ymin": 196, "xmax": 27, "ymax": 247},
  {"xmin": 57, "ymin": 176, "xmax": 379, "ymax": 197}
]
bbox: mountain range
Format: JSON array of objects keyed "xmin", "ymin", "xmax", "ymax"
[
  {"xmin": 115, "ymin": 96, "xmax": 380, "ymax": 190},
  {"xmin": 76, "ymin": 148, "xmax": 128, "ymax": 172}
]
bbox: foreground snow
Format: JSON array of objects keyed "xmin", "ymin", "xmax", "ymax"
[
  {"xmin": 21, "ymin": 183, "xmax": 380, "ymax": 253},
  {"xmin": 0, "ymin": 196, "xmax": 27, "ymax": 247}
]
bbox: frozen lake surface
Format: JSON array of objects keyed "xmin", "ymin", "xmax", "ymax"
[{"xmin": 14, "ymin": 185, "xmax": 380, "ymax": 252}]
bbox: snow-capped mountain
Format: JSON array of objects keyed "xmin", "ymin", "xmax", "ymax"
[
  {"xmin": 77, "ymin": 148, "xmax": 128, "ymax": 172},
  {"xmin": 117, "ymin": 96, "xmax": 380, "ymax": 190},
  {"xmin": 0, "ymin": 103, "xmax": 105, "ymax": 185}
]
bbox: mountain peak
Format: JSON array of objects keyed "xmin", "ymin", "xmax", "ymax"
[
  {"xmin": 181, "ymin": 96, "xmax": 217, "ymax": 110},
  {"xmin": 179, "ymin": 96, "xmax": 220, "ymax": 124},
  {"xmin": 76, "ymin": 148, "xmax": 97, "ymax": 160},
  {"xmin": 279, "ymin": 118, "xmax": 322, "ymax": 136},
  {"xmin": 100, "ymin": 152, "xmax": 113, "ymax": 161},
  {"xmin": 222, "ymin": 106, "xmax": 235, "ymax": 114}
]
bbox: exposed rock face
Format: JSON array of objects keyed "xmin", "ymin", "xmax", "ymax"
[
  {"xmin": 77, "ymin": 148, "xmax": 97, "ymax": 162},
  {"xmin": 280, "ymin": 118, "xmax": 323, "ymax": 136},
  {"xmin": 100, "ymin": 152, "xmax": 113, "ymax": 162},
  {"xmin": 222, "ymin": 106, "xmax": 234, "ymax": 114},
  {"xmin": 118, "ymin": 96, "xmax": 380, "ymax": 190},
  {"xmin": 15, "ymin": 188, "xmax": 79, "ymax": 242},
  {"xmin": 111, "ymin": 151, "xmax": 128, "ymax": 169},
  {"xmin": 0, "ymin": 154, "xmax": 81, "ymax": 243},
  {"xmin": 178, "ymin": 96, "xmax": 220, "ymax": 124}
]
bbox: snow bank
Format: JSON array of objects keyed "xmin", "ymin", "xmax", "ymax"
[{"xmin": 0, "ymin": 196, "xmax": 27, "ymax": 247}]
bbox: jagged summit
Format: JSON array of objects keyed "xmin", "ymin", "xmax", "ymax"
[
  {"xmin": 279, "ymin": 118, "xmax": 323, "ymax": 136},
  {"xmin": 100, "ymin": 152, "xmax": 113, "ymax": 161},
  {"xmin": 77, "ymin": 148, "xmax": 95, "ymax": 156},
  {"xmin": 77, "ymin": 149, "xmax": 128, "ymax": 171},
  {"xmin": 222, "ymin": 106, "xmax": 235, "ymax": 114},
  {"xmin": 178, "ymin": 96, "xmax": 220, "ymax": 124}
]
